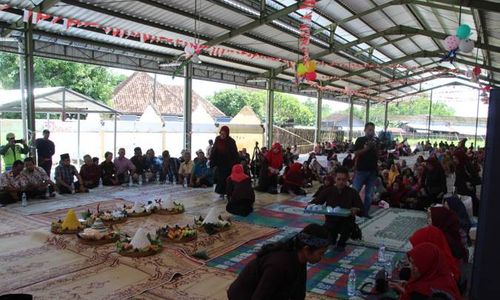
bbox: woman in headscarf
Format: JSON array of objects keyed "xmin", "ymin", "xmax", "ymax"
[
  {"xmin": 388, "ymin": 163, "xmax": 400, "ymax": 186},
  {"xmin": 453, "ymin": 150, "xmax": 479, "ymax": 216},
  {"xmin": 410, "ymin": 226, "xmax": 461, "ymax": 281},
  {"xmin": 281, "ymin": 162, "xmax": 306, "ymax": 195},
  {"xmin": 430, "ymin": 207, "xmax": 468, "ymax": 262},
  {"xmin": 228, "ymin": 224, "xmax": 329, "ymax": 300},
  {"xmin": 443, "ymin": 195, "xmax": 472, "ymax": 238},
  {"xmin": 256, "ymin": 143, "xmax": 283, "ymax": 194},
  {"xmin": 423, "ymin": 158, "xmax": 447, "ymax": 206},
  {"xmin": 392, "ymin": 243, "xmax": 462, "ymax": 300},
  {"xmin": 226, "ymin": 164, "xmax": 255, "ymax": 216},
  {"xmin": 209, "ymin": 126, "xmax": 239, "ymax": 199}
]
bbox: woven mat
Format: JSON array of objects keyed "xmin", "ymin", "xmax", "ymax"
[
  {"xmin": 0, "ymin": 209, "xmax": 47, "ymax": 235},
  {"xmin": 354, "ymin": 208, "xmax": 428, "ymax": 251}
]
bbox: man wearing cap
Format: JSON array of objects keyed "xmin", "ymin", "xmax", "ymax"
[
  {"xmin": 0, "ymin": 133, "xmax": 29, "ymax": 171},
  {"xmin": 54, "ymin": 153, "xmax": 88, "ymax": 194},
  {"xmin": 35, "ymin": 129, "xmax": 55, "ymax": 176}
]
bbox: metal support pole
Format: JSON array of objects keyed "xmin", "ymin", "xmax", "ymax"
[
  {"xmin": 24, "ymin": 21, "xmax": 36, "ymax": 160},
  {"xmin": 77, "ymin": 113, "xmax": 81, "ymax": 168},
  {"xmin": 384, "ymin": 100, "xmax": 389, "ymax": 132},
  {"xmin": 348, "ymin": 96, "xmax": 354, "ymax": 141},
  {"xmin": 183, "ymin": 63, "xmax": 193, "ymax": 153},
  {"xmin": 266, "ymin": 78, "xmax": 274, "ymax": 148},
  {"xmin": 365, "ymin": 100, "xmax": 370, "ymax": 124},
  {"xmin": 315, "ymin": 90, "xmax": 323, "ymax": 144},
  {"xmin": 18, "ymin": 41, "xmax": 27, "ymax": 141},
  {"xmin": 62, "ymin": 89, "xmax": 66, "ymax": 121},
  {"xmin": 474, "ymin": 89, "xmax": 480, "ymax": 149},
  {"xmin": 113, "ymin": 113, "xmax": 117, "ymax": 157},
  {"xmin": 427, "ymin": 89, "xmax": 433, "ymax": 141}
]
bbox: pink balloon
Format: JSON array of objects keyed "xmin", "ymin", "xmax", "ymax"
[
  {"xmin": 305, "ymin": 72, "xmax": 317, "ymax": 81},
  {"xmin": 444, "ymin": 35, "xmax": 460, "ymax": 51}
]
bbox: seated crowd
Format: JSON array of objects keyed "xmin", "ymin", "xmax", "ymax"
[{"xmin": 0, "ymin": 146, "xmax": 216, "ymax": 205}]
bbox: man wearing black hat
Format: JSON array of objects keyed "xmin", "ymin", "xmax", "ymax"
[{"xmin": 54, "ymin": 153, "xmax": 88, "ymax": 194}]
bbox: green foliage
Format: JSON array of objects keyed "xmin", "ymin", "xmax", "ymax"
[
  {"xmin": 0, "ymin": 53, "xmax": 126, "ymax": 105},
  {"xmin": 347, "ymin": 96, "xmax": 455, "ymax": 127},
  {"xmin": 208, "ymin": 88, "xmax": 318, "ymax": 126}
]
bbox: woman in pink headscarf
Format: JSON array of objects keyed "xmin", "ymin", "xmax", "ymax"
[
  {"xmin": 210, "ymin": 126, "xmax": 239, "ymax": 199},
  {"xmin": 226, "ymin": 164, "xmax": 255, "ymax": 216}
]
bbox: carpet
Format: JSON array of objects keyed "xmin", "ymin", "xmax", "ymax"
[
  {"xmin": 11, "ymin": 259, "xmax": 165, "ymax": 300},
  {"xmin": 354, "ymin": 208, "xmax": 428, "ymax": 251},
  {"xmin": 0, "ymin": 230, "xmax": 109, "ymax": 295},
  {"xmin": 0, "ymin": 209, "xmax": 47, "ymax": 235},
  {"xmin": 144, "ymin": 266, "xmax": 236, "ymax": 300},
  {"xmin": 233, "ymin": 206, "xmax": 324, "ymax": 229}
]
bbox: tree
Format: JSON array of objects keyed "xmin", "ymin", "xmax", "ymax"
[
  {"xmin": 208, "ymin": 88, "xmax": 316, "ymax": 126},
  {"xmin": 207, "ymin": 89, "xmax": 264, "ymax": 118},
  {"xmin": 344, "ymin": 95, "xmax": 455, "ymax": 127},
  {"xmin": 0, "ymin": 53, "xmax": 126, "ymax": 104}
]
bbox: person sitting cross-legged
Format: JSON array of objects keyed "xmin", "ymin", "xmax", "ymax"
[
  {"xmin": 55, "ymin": 153, "xmax": 88, "ymax": 194},
  {"xmin": 21, "ymin": 157, "xmax": 56, "ymax": 199},
  {"xmin": 80, "ymin": 154, "xmax": 101, "ymax": 189},
  {"xmin": 0, "ymin": 160, "xmax": 27, "ymax": 205},
  {"xmin": 190, "ymin": 150, "xmax": 213, "ymax": 188},
  {"xmin": 178, "ymin": 151, "xmax": 194, "ymax": 186},
  {"xmin": 310, "ymin": 166, "xmax": 363, "ymax": 252},
  {"xmin": 100, "ymin": 151, "xmax": 119, "ymax": 186},
  {"xmin": 280, "ymin": 162, "xmax": 306, "ymax": 195},
  {"xmin": 114, "ymin": 148, "xmax": 136, "ymax": 184}
]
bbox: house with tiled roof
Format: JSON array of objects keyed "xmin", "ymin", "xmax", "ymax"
[{"xmin": 112, "ymin": 72, "xmax": 225, "ymax": 118}]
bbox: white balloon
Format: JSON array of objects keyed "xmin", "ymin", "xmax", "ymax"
[
  {"xmin": 184, "ymin": 45, "xmax": 195, "ymax": 55},
  {"xmin": 459, "ymin": 39, "xmax": 475, "ymax": 53}
]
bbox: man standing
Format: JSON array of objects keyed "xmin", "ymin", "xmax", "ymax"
[
  {"xmin": 352, "ymin": 122, "xmax": 379, "ymax": 218},
  {"xmin": 311, "ymin": 166, "xmax": 363, "ymax": 252},
  {"xmin": 0, "ymin": 133, "xmax": 29, "ymax": 171},
  {"xmin": 0, "ymin": 160, "xmax": 27, "ymax": 205},
  {"xmin": 55, "ymin": 153, "xmax": 87, "ymax": 194},
  {"xmin": 114, "ymin": 148, "xmax": 136, "ymax": 184},
  {"xmin": 22, "ymin": 157, "xmax": 56, "ymax": 198},
  {"xmin": 35, "ymin": 129, "xmax": 55, "ymax": 176},
  {"xmin": 206, "ymin": 139, "xmax": 214, "ymax": 158}
]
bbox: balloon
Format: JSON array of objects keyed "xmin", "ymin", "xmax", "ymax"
[
  {"xmin": 473, "ymin": 66, "xmax": 481, "ymax": 76},
  {"xmin": 484, "ymin": 86, "xmax": 492, "ymax": 92},
  {"xmin": 184, "ymin": 45, "xmax": 195, "ymax": 55},
  {"xmin": 297, "ymin": 63, "xmax": 307, "ymax": 76},
  {"xmin": 305, "ymin": 60, "xmax": 317, "ymax": 72},
  {"xmin": 458, "ymin": 39, "xmax": 474, "ymax": 53},
  {"xmin": 456, "ymin": 24, "xmax": 471, "ymax": 40},
  {"xmin": 444, "ymin": 35, "xmax": 460, "ymax": 51},
  {"xmin": 305, "ymin": 72, "xmax": 317, "ymax": 81}
]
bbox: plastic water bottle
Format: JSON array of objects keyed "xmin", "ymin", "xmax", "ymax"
[
  {"xmin": 347, "ymin": 269, "xmax": 356, "ymax": 297},
  {"xmin": 183, "ymin": 176, "xmax": 188, "ymax": 188},
  {"xmin": 45, "ymin": 186, "xmax": 50, "ymax": 198},
  {"xmin": 139, "ymin": 175, "xmax": 143, "ymax": 186},
  {"xmin": 156, "ymin": 172, "xmax": 160, "ymax": 184},
  {"xmin": 71, "ymin": 182, "xmax": 75, "ymax": 194},
  {"xmin": 128, "ymin": 176, "xmax": 133, "ymax": 187},
  {"xmin": 21, "ymin": 192, "xmax": 27, "ymax": 207},
  {"xmin": 99, "ymin": 178, "xmax": 103, "ymax": 188},
  {"xmin": 378, "ymin": 244, "xmax": 386, "ymax": 263},
  {"xmin": 385, "ymin": 259, "xmax": 393, "ymax": 279}
]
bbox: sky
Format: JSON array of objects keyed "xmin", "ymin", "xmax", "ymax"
[{"xmin": 109, "ymin": 68, "xmax": 488, "ymax": 118}]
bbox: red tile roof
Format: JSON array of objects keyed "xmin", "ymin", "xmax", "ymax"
[{"xmin": 112, "ymin": 72, "xmax": 225, "ymax": 118}]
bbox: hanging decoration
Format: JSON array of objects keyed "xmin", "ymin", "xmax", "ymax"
[
  {"xmin": 295, "ymin": 0, "xmax": 317, "ymax": 83},
  {"xmin": 441, "ymin": 5, "xmax": 475, "ymax": 62}
]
